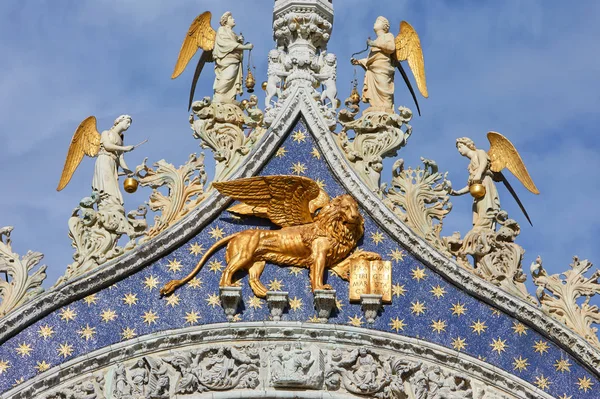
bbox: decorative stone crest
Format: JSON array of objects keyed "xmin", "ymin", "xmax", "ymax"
[
  {"xmin": 0, "ymin": 227, "xmax": 46, "ymax": 317},
  {"xmin": 55, "ymin": 193, "xmax": 147, "ymax": 286},
  {"xmin": 134, "ymin": 153, "xmax": 207, "ymax": 240}
]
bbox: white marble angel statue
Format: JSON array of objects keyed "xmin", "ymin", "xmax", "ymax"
[
  {"xmin": 171, "ymin": 11, "xmax": 254, "ymax": 110},
  {"xmin": 450, "ymin": 132, "xmax": 539, "ymax": 229},
  {"xmin": 57, "ymin": 115, "xmax": 135, "ymax": 205},
  {"xmin": 351, "ymin": 17, "xmax": 428, "ymax": 115},
  {"xmin": 265, "ymin": 49, "xmax": 290, "ymax": 108},
  {"xmin": 315, "ymin": 52, "xmax": 338, "ymax": 109}
]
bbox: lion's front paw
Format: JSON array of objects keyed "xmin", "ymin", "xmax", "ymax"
[{"xmin": 315, "ymin": 283, "xmax": 333, "ymax": 291}]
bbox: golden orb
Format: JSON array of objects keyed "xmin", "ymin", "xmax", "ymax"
[
  {"xmin": 241, "ymin": 99, "xmax": 249, "ymax": 108},
  {"xmin": 349, "ymin": 87, "xmax": 360, "ymax": 104},
  {"xmin": 469, "ymin": 183, "xmax": 486, "ymax": 199},
  {"xmin": 245, "ymin": 70, "xmax": 256, "ymax": 93},
  {"xmin": 313, "ymin": 80, "xmax": 320, "ymax": 89},
  {"xmin": 261, "ymin": 81, "xmax": 268, "ymax": 91},
  {"xmin": 123, "ymin": 177, "xmax": 139, "ymax": 194}
]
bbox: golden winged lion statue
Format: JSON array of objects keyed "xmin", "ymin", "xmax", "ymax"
[
  {"xmin": 351, "ymin": 17, "xmax": 427, "ymax": 115},
  {"xmin": 172, "ymin": 11, "xmax": 253, "ymax": 110},
  {"xmin": 451, "ymin": 132, "xmax": 540, "ymax": 229},
  {"xmin": 57, "ymin": 115, "xmax": 135, "ymax": 205},
  {"xmin": 160, "ymin": 175, "xmax": 381, "ymax": 298}
]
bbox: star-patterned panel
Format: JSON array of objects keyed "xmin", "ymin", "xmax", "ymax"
[{"xmin": 0, "ymin": 119, "xmax": 597, "ymax": 398}]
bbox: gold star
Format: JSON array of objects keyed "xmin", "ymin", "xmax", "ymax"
[
  {"xmin": 122, "ymin": 293, "xmax": 138, "ymax": 306},
  {"xmin": 144, "ymin": 275, "xmax": 160, "ymax": 290},
  {"xmin": 289, "ymin": 297, "xmax": 303, "ymax": 311},
  {"xmin": 470, "ymin": 320, "xmax": 487, "ymax": 335},
  {"xmin": 100, "ymin": 309, "xmax": 117, "ymax": 323},
  {"xmin": 558, "ymin": 394, "xmax": 572, "ymax": 399},
  {"xmin": 431, "ymin": 319, "xmax": 447, "ymax": 334},
  {"xmin": 513, "ymin": 356, "xmax": 529, "ymax": 372},
  {"xmin": 289, "ymin": 267, "xmax": 303, "ymax": 276},
  {"xmin": 232, "ymin": 314, "xmax": 242, "ymax": 322},
  {"xmin": 410, "ymin": 300, "xmax": 426, "ymax": 315},
  {"xmin": 78, "ymin": 324, "xmax": 96, "ymax": 341},
  {"xmin": 477, "ymin": 355, "xmax": 487, "ymax": 362},
  {"xmin": 308, "ymin": 315, "xmax": 321, "ymax": 323},
  {"xmin": 38, "ymin": 325, "xmax": 55, "ymax": 339},
  {"xmin": 121, "ymin": 327, "xmax": 136, "ymax": 340},
  {"xmin": 35, "ymin": 361, "xmax": 51, "ymax": 373},
  {"xmin": 188, "ymin": 277, "xmax": 203, "ymax": 289},
  {"xmin": 291, "ymin": 162, "xmax": 307, "ymax": 175},
  {"xmin": 348, "ymin": 315, "xmax": 364, "ymax": 327},
  {"xmin": 165, "ymin": 293, "xmax": 181, "ymax": 307},
  {"xmin": 411, "ymin": 267, "xmax": 427, "ymax": 282},
  {"xmin": 311, "ymin": 147, "xmax": 321, "ymax": 159},
  {"xmin": 142, "ymin": 310, "xmax": 159, "ymax": 325},
  {"xmin": 206, "ymin": 293, "xmax": 220, "ymax": 307},
  {"xmin": 451, "ymin": 337, "xmax": 467, "ymax": 351},
  {"xmin": 268, "ymin": 279, "xmax": 284, "ymax": 291},
  {"xmin": 189, "ymin": 242, "xmax": 204, "ymax": 256},
  {"xmin": 533, "ymin": 340, "xmax": 549, "ymax": 355},
  {"xmin": 451, "ymin": 302, "xmax": 467, "ymax": 316},
  {"xmin": 0, "ymin": 360, "xmax": 9, "ymax": 375},
  {"xmin": 335, "ymin": 299, "xmax": 344, "ymax": 310},
  {"xmin": 389, "ymin": 248, "xmax": 405, "ymax": 263},
  {"xmin": 534, "ymin": 375, "xmax": 551, "ymax": 391},
  {"xmin": 15, "ymin": 343, "xmax": 33, "ymax": 357},
  {"xmin": 392, "ymin": 283, "xmax": 406, "ymax": 297},
  {"xmin": 511, "ymin": 322, "xmax": 528, "ymax": 336},
  {"xmin": 276, "ymin": 147, "xmax": 288, "ymax": 158},
  {"xmin": 167, "ymin": 258, "xmax": 183, "ymax": 273},
  {"xmin": 292, "ymin": 130, "xmax": 306, "ymax": 143},
  {"xmin": 248, "ymin": 296, "xmax": 263, "ymax": 309},
  {"xmin": 389, "ymin": 317, "xmax": 406, "ymax": 332},
  {"xmin": 554, "ymin": 358, "xmax": 572, "ymax": 373},
  {"xmin": 184, "ymin": 311, "xmax": 201, "ymax": 325},
  {"xmin": 490, "ymin": 337, "xmax": 508, "ymax": 354},
  {"xmin": 371, "ymin": 231, "xmax": 384, "ymax": 245},
  {"xmin": 57, "ymin": 343, "xmax": 74, "ymax": 359},
  {"xmin": 315, "ymin": 179, "xmax": 326, "ymax": 189},
  {"xmin": 209, "ymin": 259, "xmax": 224, "ymax": 273},
  {"xmin": 491, "ymin": 308, "xmax": 502, "ymax": 317},
  {"xmin": 209, "ymin": 226, "xmax": 225, "ymax": 240},
  {"xmin": 83, "ymin": 294, "xmax": 98, "ymax": 306},
  {"xmin": 13, "ymin": 377, "xmax": 24, "ymax": 386},
  {"xmin": 430, "ymin": 285, "xmax": 446, "ymax": 299},
  {"xmin": 577, "ymin": 376, "xmax": 593, "ymax": 393},
  {"xmin": 59, "ymin": 307, "xmax": 77, "ymax": 323}
]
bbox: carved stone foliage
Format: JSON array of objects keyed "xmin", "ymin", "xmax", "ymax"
[
  {"xmin": 0, "ymin": 227, "xmax": 46, "ymax": 317},
  {"xmin": 44, "ymin": 373, "xmax": 105, "ymax": 399},
  {"xmin": 190, "ymin": 97, "xmax": 265, "ymax": 183},
  {"xmin": 337, "ymin": 106, "xmax": 413, "ymax": 191},
  {"xmin": 531, "ymin": 256, "xmax": 600, "ymax": 350},
  {"xmin": 55, "ymin": 193, "xmax": 147, "ymax": 286},
  {"xmin": 135, "ymin": 153, "xmax": 207, "ymax": 240},
  {"xmin": 383, "ymin": 158, "xmax": 452, "ymax": 253},
  {"xmin": 445, "ymin": 211, "xmax": 534, "ymax": 304}
]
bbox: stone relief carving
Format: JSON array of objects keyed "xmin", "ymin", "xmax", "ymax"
[
  {"xmin": 0, "ymin": 227, "xmax": 46, "ymax": 317},
  {"xmin": 55, "ymin": 193, "xmax": 147, "ymax": 286},
  {"xmin": 134, "ymin": 153, "xmax": 207, "ymax": 240},
  {"xmin": 383, "ymin": 158, "xmax": 452, "ymax": 253},
  {"xmin": 44, "ymin": 373, "xmax": 105, "ymax": 399},
  {"xmin": 531, "ymin": 256, "xmax": 600, "ymax": 350},
  {"xmin": 190, "ymin": 97, "xmax": 265, "ymax": 183},
  {"xmin": 338, "ymin": 104, "xmax": 413, "ymax": 191},
  {"xmin": 268, "ymin": 343, "xmax": 324, "ymax": 389}
]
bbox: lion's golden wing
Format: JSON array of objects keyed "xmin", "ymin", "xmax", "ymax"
[
  {"xmin": 57, "ymin": 116, "xmax": 100, "ymax": 191},
  {"xmin": 487, "ymin": 131, "xmax": 539, "ymax": 194},
  {"xmin": 395, "ymin": 21, "xmax": 428, "ymax": 98},
  {"xmin": 171, "ymin": 11, "xmax": 216, "ymax": 79},
  {"xmin": 213, "ymin": 176, "xmax": 323, "ymax": 227}
]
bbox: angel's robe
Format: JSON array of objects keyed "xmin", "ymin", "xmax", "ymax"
[
  {"xmin": 92, "ymin": 129, "xmax": 124, "ymax": 205},
  {"xmin": 357, "ymin": 32, "xmax": 396, "ymax": 112},
  {"xmin": 213, "ymin": 25, "xmax": 243, "ymax": 103},
  {"xmin": 468, "ymin": 150, "xmax": 500, "ymax": 229}
]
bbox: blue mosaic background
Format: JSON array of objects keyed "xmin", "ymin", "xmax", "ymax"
[{"xmin": 0, "ymin": 118, "xmax": 597, "ymax": 398}]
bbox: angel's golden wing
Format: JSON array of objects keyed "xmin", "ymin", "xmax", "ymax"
[
  {"xmin": 57, "ymin": 116, "xmax": 101, "ymax": 191},
  {"xmin": 212, "ymin": 176, "xmax": 328, "ymax": 227},
  {"xmin": 171, "ymin": 11, "xmax": 216, "ymax": 79},
  {"xmin": 395, "ymin": 21, "xmax": 428, "ymax": 98},
  {"xmin": 487, "ymin": 131, "xmax": 539, "ymax": 194}
]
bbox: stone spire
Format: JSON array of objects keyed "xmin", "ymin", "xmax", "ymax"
[{"xmin": 265, "ymin": 0, "xmax": 338, "ymax": 128}]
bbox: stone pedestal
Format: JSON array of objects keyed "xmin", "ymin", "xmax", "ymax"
[
  {"xmin": 360, "ymin": 294, "xmax": 383, "ymax": 324},
  {"xmin": 313, "ymin": 289, "xmax": 336, "ymax": 322},
  {"xmin": 220, "ymin": 287, "xmax": 242, "ymax": 322},
  {"xmin": 267, "ymin": 291, "xmax": 289, "ymax": 321}
]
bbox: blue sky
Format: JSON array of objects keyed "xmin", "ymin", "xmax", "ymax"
[{"xmin": 0, "ymin": 0, "xmax": 599, "ymax": 295}]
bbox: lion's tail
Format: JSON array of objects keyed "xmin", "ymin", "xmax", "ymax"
[{"xmin": 160, "ymin": 234, "xmax": 237, "ymax": 297}]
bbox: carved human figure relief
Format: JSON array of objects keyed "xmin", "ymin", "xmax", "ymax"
[
  {"xmin": 265, "ymin": 49, "xmax": 290, "ymax": 108},
  {"xmin": 315, "ymin": 52, "xmax": 338, "ymax": 109}
]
